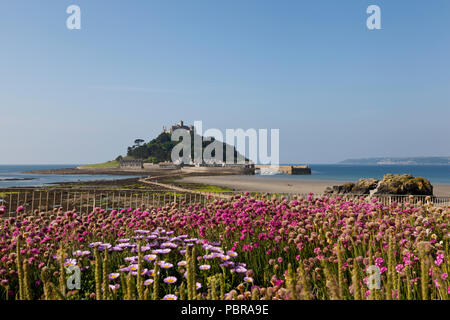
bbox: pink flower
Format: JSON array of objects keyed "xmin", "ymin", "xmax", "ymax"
[
  {"xmin": 16, "ymin": 206, "xmax": 25, "ymax": 213},
  {"xmin": 274, "ymin": 280, "xmax": 284, "ymax": 287},
  {"xmin": 403, "ymin": 257, "xmax": 412, "ymax": 266},
  {"xmin": 435, "ymin": 253, "xmax": 444, "ymax": 266},
  {"xmin": 375, "ymin": 257, "xmax": 384, "ymax": 267},
  {"xmin": 391, "ymin": 289, "xmax": 399, "ymax": 299},
  {"xmin": 395, "ymin": 264, "xmax": 404, "ymax": 273}
]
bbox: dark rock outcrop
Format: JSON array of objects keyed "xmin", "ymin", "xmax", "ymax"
[
  {"xmin": 374, "ymin": 174, "xmax": 433, "ymax": 196},
  {"xmin": 324, "ymin": 174, "xmax": 433, "ymax": 196},
  {"xmin": 324, "ymin": 182, "xmax": 356, "ymax": 194},
  {"xmin": 353, "ymin": 178, "xmax": 379, "ymax": 194},
  {"xmin": 324, "ymin": 178, "xmax": 378, "ymax": 195}
]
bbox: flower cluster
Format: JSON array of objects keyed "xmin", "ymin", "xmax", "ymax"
[{"xmin": 0, "ymin": 193, "xmax": 448, "ymax": 300}]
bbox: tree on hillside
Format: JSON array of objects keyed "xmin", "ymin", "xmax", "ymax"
[{"xmin": 134, "ymin": 139, "xmax": 145, "ymax": 147}]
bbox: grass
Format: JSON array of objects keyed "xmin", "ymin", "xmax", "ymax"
[
  {"xmin": 80, "ymin": 160, "xmax": 119, "ymax": 169},
  {"xmin": 0, "ymin": 191, "xmax": 19, "ymax": 197},
  {"xmin": 194, "ymin": 185, "xmax": 233, "ymax": 192}
]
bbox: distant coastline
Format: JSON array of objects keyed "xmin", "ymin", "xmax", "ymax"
[{"xmin": 339, "ymin": 156, "xmax": 450, "ymax": 165}]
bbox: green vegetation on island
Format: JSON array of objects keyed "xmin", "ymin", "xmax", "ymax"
[
  {"xmin": 80, "ymin": 160, "xmax": 120, "ymax": 168},
  {"xmin": 126, "ymin": 132, "xmax": 177, "ymax": 163},
  {"xmin": 125, "ymin": 131, "xmax": 245, "ymax": 164},
  {"xmin": 80, "ymin": 122, "xmax": 248, "ymax": 167}
]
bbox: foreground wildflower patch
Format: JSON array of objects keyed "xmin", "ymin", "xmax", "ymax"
[{"xmin": 0, "ymin": 193, "xmax": 449, "ymax": 300}]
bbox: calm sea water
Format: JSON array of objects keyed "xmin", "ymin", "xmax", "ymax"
[
  {"xmin": 0, "ymin": 165, "xmax": 138, "ymax": 188},
  {"xmin": 268, "ymin": 164, "xmax": 450, "ymax": 185},
  {"xmin": 1, "ymin": 164, "xmax": 450, "ymax": 188}
]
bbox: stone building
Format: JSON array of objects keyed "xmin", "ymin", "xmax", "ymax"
[
  {"xmin": 163, "ymin": 120, "xmax": 194, "ymax": 134},
  {"xmin": 119, "ymin": 159, "xmax": 143, "ymax": 169}
]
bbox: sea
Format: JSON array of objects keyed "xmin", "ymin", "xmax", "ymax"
[
  {"xmin": 0, "ymin": 164, "xmax": 450, "ymax": 188},
  {"xmin": 0, "ymin": 165, "xmax": 138, "ymax": 188},
  {"xmin": 265, "ymin": 164, "xmax": 450, "ymax": 185}
]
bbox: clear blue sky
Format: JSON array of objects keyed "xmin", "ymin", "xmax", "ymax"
[{"xmin": 1, "ymin": 0, "xmax": 449, "ymax": 164}]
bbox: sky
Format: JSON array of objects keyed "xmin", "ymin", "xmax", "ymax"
[{"xmin": 0, "ymin": 0, "xmax": 449, "ymax": 165}]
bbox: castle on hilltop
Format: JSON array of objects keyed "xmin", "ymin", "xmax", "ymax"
[{"xmin": 162, "ymin": 120, "xmax": 194, "ymax": 134}]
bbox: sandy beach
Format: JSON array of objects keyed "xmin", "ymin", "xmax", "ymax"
[{"xmin": 177, "ymin": 175, "xmax": 450, "ymax": 197}]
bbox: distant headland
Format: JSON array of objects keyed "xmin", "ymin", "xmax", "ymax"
[{"xmin": 339, "ymin": 156, "xmax": 450, "ymax": 165}]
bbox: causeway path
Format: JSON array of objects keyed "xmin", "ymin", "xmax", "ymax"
[{"xmin": 138, "ymin": 175, "xmax": 233, "ymax": 200}]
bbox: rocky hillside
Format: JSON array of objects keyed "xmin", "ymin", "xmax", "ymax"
[{"xmin": 124, "ymin": 131, "xmax": 246, "ymax": 164}]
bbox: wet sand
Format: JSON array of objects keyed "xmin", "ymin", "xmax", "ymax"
[
  {"xmin": 177, "ymin": 175, "xmax": 450, "ymax": 196},
  {"xmin": 178, "ymin": 175, "xmax": 342, "ymax": 194},
  {"xmin": 24, "ymin": 167, "xmax": 181, "ymax": 176}
]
